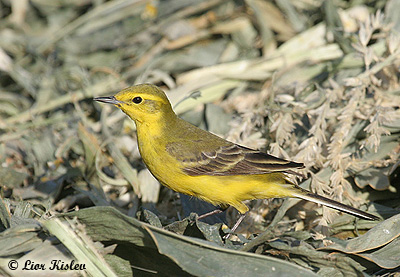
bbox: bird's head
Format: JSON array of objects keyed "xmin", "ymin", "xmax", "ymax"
[{"xmin": 94, "ymin": 84, "xmax": 175, "ymax": 124}]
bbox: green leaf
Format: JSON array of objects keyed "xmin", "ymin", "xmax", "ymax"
[
  {"xmin": 0, "ymin": 167, "xmax": 28, "ymax": 189},
  {"xmin": 0, "ymin": 224, "xmax": 42, "ymax": 256},
  {"xmin": 319, "ymin": 213, "xmax": 400, "ymax": 268},
  {"xmin": 0, "ymin": 197, "xmax": 11, "ymax": 231},
  {"xmin": 321, "ymin": 213, "xmax": 400, "ymax": 254},
  {"xmin": 147, "ymin": 225, "xmax": 317, "ymax": 277},
  {"xmin": 354, "ymin": 167, "xmax": 391, "ymax": 190},
  {"xmin": 267, "ymin": 240, "xmax": 365, "ymax": 276},
  {"xmin": 357, "ymin": 236, "xmax": 400, "ymax": 269},
  {"xmin": 42, "ymin": 217, "xmax": 117, "ymax": 277},
  {"xmin": 66, "ymin": 206, "xmax": 317, "ymax": 276}
]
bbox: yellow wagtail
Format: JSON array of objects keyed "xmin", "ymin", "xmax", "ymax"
[{"xmin": 94, "ymin": 84, "xmax": 379, "ymax": 234}]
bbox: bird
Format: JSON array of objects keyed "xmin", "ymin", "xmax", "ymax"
[{"xmin": 94, "ymin": 84, "xmax": 379, "ymax": 234}]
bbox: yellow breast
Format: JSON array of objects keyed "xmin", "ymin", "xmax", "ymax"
[{"xmin": 135, "ymin": 121, "xmax": 296, "ymax": 214}]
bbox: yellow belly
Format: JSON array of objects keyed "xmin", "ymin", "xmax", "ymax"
[
  {"xmin": 137, "ymin": 128, "xmax": 297, "ymax": 214},
  {"xmin": 150, "ymin": 164, "xmax": 296, "ymax": 214}
]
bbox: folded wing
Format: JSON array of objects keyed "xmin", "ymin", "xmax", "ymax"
[{"xmin": 167, "ymin": 143, "xmax": 304, "ymax": 176}]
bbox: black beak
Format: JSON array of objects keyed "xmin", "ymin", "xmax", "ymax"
[{"xmin": 93, "ymin": 96, "xmax": 123, "ymax": 105}]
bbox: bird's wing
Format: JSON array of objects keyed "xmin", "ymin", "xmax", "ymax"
[{"xmin": 166, "ymin": 142, "xmax": 304, "ymax": 176}]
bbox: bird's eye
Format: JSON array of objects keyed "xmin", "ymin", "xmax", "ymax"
[{"xmin": 132, "ymin": 97, "xmax": 142, "ymax": 104}]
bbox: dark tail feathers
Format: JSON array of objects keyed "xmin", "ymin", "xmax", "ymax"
[{"xmin": 293, "ymin": 191, "xmax": 379, "ymax": 221}]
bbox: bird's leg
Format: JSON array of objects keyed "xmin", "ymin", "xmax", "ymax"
[
  {"xmin": 197, "ymin": 209, "xmax": 223, "ymax": 220},
  {"xmin": 224, "ymin": 212, "xmax": 248, "ymax": 239}
]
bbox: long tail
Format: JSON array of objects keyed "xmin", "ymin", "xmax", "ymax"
[{"xmin": 292, "ymin": 190, "xmax": 379, "ymax": 221}]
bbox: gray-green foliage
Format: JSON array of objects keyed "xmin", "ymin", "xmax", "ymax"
[{"xmin": 0, "ymin": 0, "xmax": 399, "ymax": 276}]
